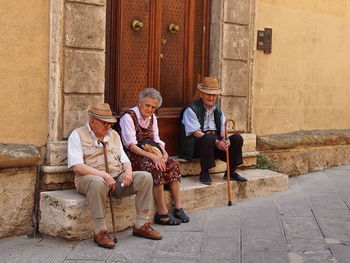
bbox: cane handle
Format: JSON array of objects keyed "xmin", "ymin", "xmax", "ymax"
[{"xmin": 224, "ymin": 119, "xmax": 236, "ymax": 140}]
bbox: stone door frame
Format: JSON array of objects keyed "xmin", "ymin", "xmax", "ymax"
[{"xmin": 209, "ymin": 0, "xmax": 256, "ymax": 133}]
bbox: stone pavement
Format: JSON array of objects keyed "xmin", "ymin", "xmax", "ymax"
[{"xmin": 1, "ymin": 165, "xmax": 350, "ymax": 263}]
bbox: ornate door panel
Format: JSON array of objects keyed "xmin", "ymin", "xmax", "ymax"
[
  {"xmin": 159, "ymin": 0, "xmax": 185, "ymax": 107},
  {"xmin": 113, "ymin": 0, "xmax": 154, "ymax": 113},
  {"xmin": 156, "ymin": 0, "xmax": 186, "ymax": 155},
  {"xmin": 107, "ymin": 0, "xmax": 210, "ymax": 155}
]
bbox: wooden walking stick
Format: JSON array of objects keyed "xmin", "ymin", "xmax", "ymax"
[
  {"xmin": 225, "ymin": 119, "xmax": 236, "ymax": 206},
  {"xmin": 101, "ymin": 141, "xmax": 118, "ymax": 243}
]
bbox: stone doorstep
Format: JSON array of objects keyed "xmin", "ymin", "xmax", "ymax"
[
  {"xmin": 39, "ymin": 168, "xmax": 288, "ymax": 240},
  {"xmin": 174, "ymin": 151, "xmax": 258, "ymax": 175},
  {"xmin": 46, "ymin": 134, "xmax": 256, "ymax": 167},
  {"xmin": 41, "ymin": 151, "xmax": 259, "ymax": 188}
]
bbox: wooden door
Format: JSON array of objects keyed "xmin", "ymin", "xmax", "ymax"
[{"xmin": 106, "ymin": 0, "xmax": 210, "ymax": 155}]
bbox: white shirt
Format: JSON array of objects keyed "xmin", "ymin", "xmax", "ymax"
[
  {"xmin": 182, "ymin": 106, "xmax": 226, "ymax": 136},
  {"xmin": 67, "ymin": 122, "xmax": 130, "ymax": 169}
]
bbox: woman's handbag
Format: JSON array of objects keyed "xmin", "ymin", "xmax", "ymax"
[{"xmin": 139, "ymin": 139, "xmax": 163, "ymax": 157}]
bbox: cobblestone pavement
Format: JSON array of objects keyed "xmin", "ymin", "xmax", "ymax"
[{"xmin": 1, "ymin": 165, "xmax": 350, "ymax": 263}]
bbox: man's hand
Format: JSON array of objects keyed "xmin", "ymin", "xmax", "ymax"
[
  {"xmin": 121, "ymin": 170, "xmax": 133, "ymax": 187},
  {"xmin": 215, "ymin": 139, "xmax": 230, "ymax": 152},
  {"xmin": 72, "ymin": 163, "xmax": 117, "ymax": 191},
  {"xmin": 101, "ymin": 171, "xmax": 116, "ymax": 191}
]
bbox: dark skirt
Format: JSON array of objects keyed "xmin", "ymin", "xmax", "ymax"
[{"xmin": 127, "ymin": 152, "xmax": 181, "ymax": 185}]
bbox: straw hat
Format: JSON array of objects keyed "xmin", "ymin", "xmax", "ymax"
[
  {"xmin": 88, "ymin": 103, "xmax": 117, "ymax": 123},
  {"xmin": 197, "ymin": 77, "xmax": 223, "ymax": 95}
]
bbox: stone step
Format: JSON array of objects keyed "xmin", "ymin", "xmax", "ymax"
[
  {"xmin": 41, "ymin": 134, "xmax": 257, "ymax": 190},
  {"xmin": 40, "ymin": 154, "xmax": 258, "ymax": 190},
  {"xmin": 175, "ymin": 151, "xmax": 259, "ymax": 176},
  {"xmin": 39, "ymin": 168, "xmax": 288, "ymax": 240}
]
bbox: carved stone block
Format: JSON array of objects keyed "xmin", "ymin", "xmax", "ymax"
[
  {"xmin": 70, "ymin": 0, "xmax": 105, "ymax": 5},
  {"xmin": 63, "ymin": 94, "xmax": 103, "ymax": 138},
  {"xmin": 46, "ymin": 142, "xmax": 68, "ymax": 166},
  {"xmin": 220, "ymin": 96, "xmax": 248, "ymax": 132},
  {"xmin": 0, "ymin": 144, "xmax": 40, "ymax": 168},
  {"xmin": 224, "ymin": 0, "xmax": 250, "ymax": 25},
  {"xmin": 222, "ymin": 24, "xmax": 249, "ymax": 60},
  {"xmin": 221, "ymin": 60, "xmax": 249, "ymax": 96},
  {"xmin": 65, "ymin": 2, "xmax": 105, "ymax": 49},
  {"xmin": 64, "ymin": 50, "xmax": 105, "ymax": 93},
  {"xmin": 0, "ymin": 167, "xmax": 36, "ymax": 238}
]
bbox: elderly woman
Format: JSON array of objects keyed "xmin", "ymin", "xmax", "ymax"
[{"xmin": 119, "ymin": 88, "xmax": 189, "ymax": 225}]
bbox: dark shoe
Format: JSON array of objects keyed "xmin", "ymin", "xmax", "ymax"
[
  {"xmin": 154, "ymin": 212, "xmax": 181, "ymax": 225},
  {"xmin": 133, "ymin": 223, "xmax": 162, "ymax": 240},
  {"xmin": 224, "ymin": 171, "xmax": 247, "ymax": 182},
  {"xmin": 199, "ymin": 171, "xmax": 212, "ymax": 185},
  {"xmin": 164, "ymin": 183, "xmax": 171, "ymax": 191},
  {"xmin": 94, "ymin": 230, "xmax": 116, "ymax": 249},
  {"xmin": 173, "ymin": 208, "xmax": 190, "ymax": 223}
]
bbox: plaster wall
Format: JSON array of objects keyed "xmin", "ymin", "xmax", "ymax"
[
  {"xmin": 253, "ymin": 0, "xmax": 350, "ymax": 135},
  {"xmin": 0, "ymin": 0, "xmax": 49, "ymax": 146}
]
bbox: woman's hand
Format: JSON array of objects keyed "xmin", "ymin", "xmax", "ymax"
[
  {"xmin": 161, "ymin": 148, "xmax": 169, "ymax": 162},
  {"xmin": 151, "ymin": 155, "xmax": 167, "ymax": 171},
  {"xmin": 162, "ymin": 154, "xmax": 168, "ymax": 163}
]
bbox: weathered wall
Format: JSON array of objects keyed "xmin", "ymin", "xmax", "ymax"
[
  {"xmin": 253, "ymin": 0, "xmax": 350, "ymax": 135},
  {"xmin": 0, "ymin": 0, "xmax": 49, "ymax": 146},
  {"xmin": 0, "ymin": 144, "xmax": 40, "ymax": 238},
  {"xmin": 0, "ymin": 167, "xmax": 37, "ymax": 238}
]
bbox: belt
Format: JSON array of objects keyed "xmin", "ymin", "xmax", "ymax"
[{"xmin": 204, "ymin": 130, "xmax": 216, "ymax": 135}]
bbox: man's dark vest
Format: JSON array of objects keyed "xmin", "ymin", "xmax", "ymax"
[{"xmin": 179, "ymin": 99, "xmax": 222, "ymax": 161}]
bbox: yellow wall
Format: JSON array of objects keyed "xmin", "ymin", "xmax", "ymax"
[
  {"xmin": 0, "ymin": 1, "xmax": 49, "ymax": 145},
  {"xmin": 253, "ymin": 0, "xmax": 350, "ymax": 135}
]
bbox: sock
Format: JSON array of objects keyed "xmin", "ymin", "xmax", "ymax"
[
  {"xmin": 135, "ymin": 214, "xmax": 149, "ymax": 228},
  {"xmin": 94, "ymin": 217, "xmax": 107, "ymax": 234}
]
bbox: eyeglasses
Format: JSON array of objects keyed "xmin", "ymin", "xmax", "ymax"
[{"xmin": 94, "ymin": 118, "xmax": 113, "ymax": 127}]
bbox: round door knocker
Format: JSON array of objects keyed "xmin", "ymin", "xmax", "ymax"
[
  {"xmin": 132, "ymin": 20, "xmax": 144, "ymax": 31},
  {"xmin": 168, "ymin": 23, "xmax": 180, "ymax": 34}
]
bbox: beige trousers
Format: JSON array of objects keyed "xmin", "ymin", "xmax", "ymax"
[{"xmin": 75, "ymin": 171, "xmax": 153, "ymax": 219}]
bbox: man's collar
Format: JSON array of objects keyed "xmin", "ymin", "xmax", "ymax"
[
  {"xmin": 85, "ymin": 122, "xmax": 111, "ymax": 143},
  {"xmin": 203, "ymin": 104, "xmax": 216, "ymax": 113}
]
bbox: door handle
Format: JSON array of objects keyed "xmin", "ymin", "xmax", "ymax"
[
  {"xmin": 132, "ymin": 20, "xmax": 144, "ymax": 31},
  {"xmin": 168, "ymin": 23, "xmax": 180, "ymax": 34}
]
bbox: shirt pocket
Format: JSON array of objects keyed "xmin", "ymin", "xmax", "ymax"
[
  {"xmin": 110, "ymin": 146, "xmax": 121, "ymax": 163},
  {"xmin": 81, "ymin": 140, "xmax": 97, "ymax": 156}
]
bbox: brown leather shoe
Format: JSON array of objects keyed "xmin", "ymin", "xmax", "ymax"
[
  {"xmin": 132, "ymin": 223, "xmax": 162, "ymax": 240},
  {"xmin": 94, "ymin": 230, "xmax": 116, "ymax": 249}
]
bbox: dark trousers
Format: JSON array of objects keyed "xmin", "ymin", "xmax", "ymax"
[{"xmin": 193, "ymin": 133, "xmax": 243, "ymax": 173}]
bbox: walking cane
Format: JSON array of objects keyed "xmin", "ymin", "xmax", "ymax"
[
  {"xmin": 101, "ymin": 141, "xmax": 118, "ymax": 243},
  {"xmin": 225, "ymin": 119, "xmax": 236, "ymax": 206}
]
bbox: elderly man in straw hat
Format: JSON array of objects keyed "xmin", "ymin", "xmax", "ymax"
[
  {"xmin": 67, "ymin": 103, "xmax": 162, "ymax": 249},
  {"xmin": 180, "ymin": 77, "xmax": 247, "ymax": 185}
]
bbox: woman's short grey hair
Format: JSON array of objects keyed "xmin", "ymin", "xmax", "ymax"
[{"xmin": 138, "ymin": 88, "xmax": 163, "ymax": 108}]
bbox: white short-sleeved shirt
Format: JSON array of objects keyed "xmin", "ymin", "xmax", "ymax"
[
  {"xmin": 67, "ymin": 122, "xmax": 130, "ymax": 169},
  {"xmin": 181, "ymin": 105, "xmax": 226, "ymax": 136}
]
